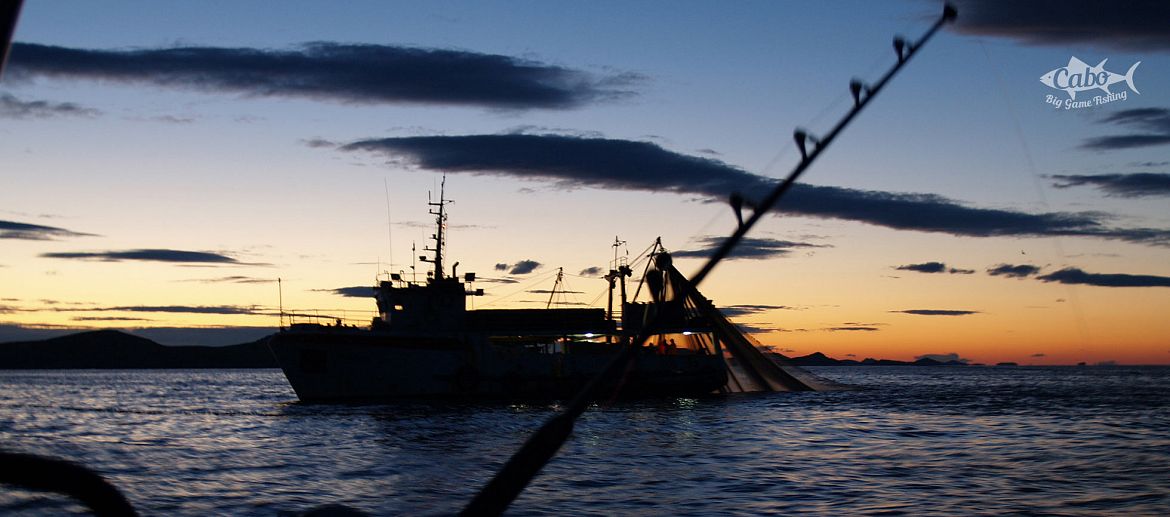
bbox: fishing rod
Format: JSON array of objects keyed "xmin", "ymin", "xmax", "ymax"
[
  {"xmin": 460, "ymin": 4, "xmax": 957, "ymax": 515},
  {"xmin": 0, "ymin": 0, "xmax": 24, "ymax": 79}
]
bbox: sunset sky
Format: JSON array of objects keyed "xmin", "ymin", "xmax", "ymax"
[{"xmin": 2, "ymin": 1, "xmax": 1169, "ymax": 365}]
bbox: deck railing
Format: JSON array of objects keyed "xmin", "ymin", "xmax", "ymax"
[{"xmin": 279, "ymin": 309, "xmax": 378, "ymax": 329}]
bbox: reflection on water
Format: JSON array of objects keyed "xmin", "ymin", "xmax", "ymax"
[{"xmin": 1, "ymin": 367, "xmax": 1168, "ymax": 515}]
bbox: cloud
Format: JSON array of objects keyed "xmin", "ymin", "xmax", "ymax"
[
  {"xmin": 301, "ymin": 138, "xmax": 339, "ymax": 149},
  {"xmin": 71, "ymin": 316, "xmax": 152, "ymax": 322},
  {"xmin": 894, "ymin": 261, "xmax": 974, "ymax": 274},
  {"xmin": 578, "ymin": 266, "xmax": 604, "ymax": 277},
  {"xmin": 915, "ymin": 352, "xmax": 970, "ymax": 364},
  {"xmin": 1081, "ymin": 108, "xmax": 1170, "ymax": 151},
  {"xmin": 826, "ymin": 326, "xmax": 880, "ymax": 332},
  {"xmin": 9, "ymin": 42, "xmax": 637, "ymax": 110},
  {"xmin": 987, "ymin": 264, "xmax": 1041, "ymax": 278},
  {"xmin": 146, "ymin": 114, "xmax": 195, "ymax": 124},
  {"xmin": 511, "ymin": 260, "xmax": 542, "ymax": 275},
  {"xmin": 897, "ymin": 261, "xmax": 946, "ymax": 273},
  {"xmin": 395, "ymin": 220, "xmax": 490, "ymax": 230},
  {"xmin": 494, "ymin": 259, "xmax": 541, "ymax": 275},
  {"xmin": 527, "ymin": 289, "xmax": 585, "ymax": 295},
  {"xmin": 0, "ymin": 93, "xmax": 101, "ymax": 119},
  {"xmin": 673, "ymin": 236, "xmax": 827, "ymax": 260},
  {"xmin": 180, "ymin": 275, "xmax": 274, "ymax": 284},
  {"xmin": 1036, "ymin": 267, "xmax": 1170, "ymax": 287},
  {"xmin": 720, "ymin": 304, "xmax": 796, "ymax": 318},
  {"xmin": 115, "ymin": 305, "xmax": 263, "ymax": 315},
  {"xmin": 473, "ymin": 276, "xmax": 520, "ymax": 284},
  {"xmin": 735, "ymin": 323, "xmax": 783, "ymax": 334},
  {"xmin": 315, "ymin": 286, "xmax": 375, "ymax": 298},
  {"xmin": 0, "ymin": 219, "xmax": 96, "ymax": 240},
  {"xmin": 1031, "ymin": 353, "xmax": 1046, "ymax": 358},
  {"xmin": 520, "ymin": 299, "xmax": 589, "ymax": 307},
  {"xmin": 951, "ymin": 0, "xmax": 1170, "ymax": 51},
  {"xmin": 339, "ymin": 133, "xmax": 1170, "ymax": 246},
  {"xmin": 1050, "ymin": 173, "xmax": 1170, "ymax": 198},
  {"xmin": 892, "ymin": 309, "xmax": 980, "ymax": 316},
  {"xmin": 40, "ymin": 248, "xmax": 253, "ymax": 265},
  {"xmin": 49, "ymin": 305, "xmax": 264, "ymax": 315}
]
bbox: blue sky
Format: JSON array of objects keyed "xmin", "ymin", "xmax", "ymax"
[{"xmin": 3, "ymin": 1, "xmax": 1169, "ymax": 363}]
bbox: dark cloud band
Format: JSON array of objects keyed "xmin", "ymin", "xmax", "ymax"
[
  {"xmin": 673, "ymin": 236, "xmax": 826, "ymax": 260},
  {"xmin": 893, "ymin": 309, "xmax": 979, "ymax": 316},
  {"xmin": 987, "ymin": 264, "xmax": 1041, "ymax": 278},
  {"xmin": 9, "ymin": 42, "xmax": 635, "ymax": 110},
  {"xmin": 48, "ymin": 305, "xmax": 263, "ymax": 315},
  {"xmin": 494, "ymin": 260, "xmax": 541, "ymax": 275},
  {"xmin": 340, "ymin": 133, "xmax": 1170, "ymax": 246},
  {"xmin": 1050, "ymin": 173, "xmax": 1170, "ymax": 197},
  {"xmin": 1081, "ymin": 108, "xmax": 1170, "ymax": 151},
  {"xmin": 897, "ymin": 261, "xmax": 946, "ymax": 273},
  {"xmin": 0, "ymin": 219, "xmax": 95, "ymax": 240},
  {"xmin": 720, "ymin": 304, "xmax": 795, "ymax": 318},
  {"xmin": 895, "ymin": 262, "xmax": 974, "ymax": 274},
  {"xmin": 41, "ymin": 248, "xmax": 245, "ymax": 264},
  {"xmin": 0, "ymin": 93, "xmax": 100, "ymax": 119},
  {"xmin": 952, "ymin": 0, "xmax": 1170, "ymax": 51},
  {"xmin": 1037, "ymin": 267, "xmax": 1170, "ymax": 288},
  {"xmin": 316, "ymin": 286, "xmax": 375, "ymax": 298}
]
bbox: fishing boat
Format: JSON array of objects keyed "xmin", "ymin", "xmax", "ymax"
[{"xmin": 267, "ymin": 181, "xmax": 824, "ymax": 402}]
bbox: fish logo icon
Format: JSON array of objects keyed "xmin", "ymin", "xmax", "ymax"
[{"xmin": 1040, "ymin": 57, "xmax": 1139, "ymax": 100}]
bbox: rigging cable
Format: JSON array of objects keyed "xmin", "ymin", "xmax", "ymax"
[{"xmin": 977, "ymin": 39, "xmax": 1091, "ymax": 360}]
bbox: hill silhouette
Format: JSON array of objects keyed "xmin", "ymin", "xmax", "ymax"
[
  {"xmin": 783, "ymin": 351, "xmax": 967, "ymax": 367},
  {"xmin": 0, "ymin": 330, "xmax": 277, "ymax": 369},
  {"xmin": 1, "ymin": 329, "xmax": 964, "ymax": 369}
]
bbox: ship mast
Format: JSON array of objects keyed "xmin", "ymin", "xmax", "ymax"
[
  {"xmin": 546, "ymin": 267, "xmax": 564, "ymax": 309},
  {"xmin": 421, "ymin": 176, "xmax": 452, "ymax": 281}
]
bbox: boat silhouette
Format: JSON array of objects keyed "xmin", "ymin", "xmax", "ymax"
[{"xmin": 267, "ymin": 178, "xmax": 825, "ymax": 401}]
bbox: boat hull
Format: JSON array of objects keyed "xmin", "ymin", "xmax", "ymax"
[{"xmin": 268, "ymin": 328, "xmax": 727, "ymax": 402}]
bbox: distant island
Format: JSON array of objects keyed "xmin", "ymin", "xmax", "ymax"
[
  {"xmin": 0, "ymin": 329, "xmax": 978, "ymax": 369},
  {"xmin": 0, "ymin": 329, "xmax": 277, "ymax": 369},
  {"xmin": 779, "ymin": 351, "xmax": 970, "ymax": 367}
]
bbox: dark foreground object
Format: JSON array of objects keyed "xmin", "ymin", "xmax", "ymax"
[{"xmin": 0, "ymin": 451, "xmax": 138, "ymax": 517}]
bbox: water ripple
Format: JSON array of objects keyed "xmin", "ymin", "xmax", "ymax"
[{"xmin": 1, "ymin": 367, "xmax": 1169, "ymax": 515}]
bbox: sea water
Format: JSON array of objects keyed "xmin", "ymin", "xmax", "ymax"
[{"xmin": 1, "ymin": 366, "xmax": 1168, "ymax": 515}]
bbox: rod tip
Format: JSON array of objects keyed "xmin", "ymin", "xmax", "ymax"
[{"xmin": 942, "ymin": 3, "xmax": 958, "ymax": 22}]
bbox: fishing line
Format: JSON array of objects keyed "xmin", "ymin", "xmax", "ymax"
[
  {"xmin": 384, "ymin": 177, "xmax": 393, "ymax": 273},
  {"xmin": 476, "ymin": 269, "xmax": 562, "ymax": 307},
  {"xmin": 564, "ymin": 272, "xmax": 612, "ymax": 309},
  {"xmin": 978, "ymin": 39, "xmax": 1092, "ymax": 360},
  {"xmin": 463, "ymin": 6, "xmax": 956, "ymax": 515},
  {"xmin": 681, "ymin": 204, "xmax": 735, "ymax": 249},
  {"xmin": 584, "ymin": 286, "xmax": 608, "ymax": 308}
]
